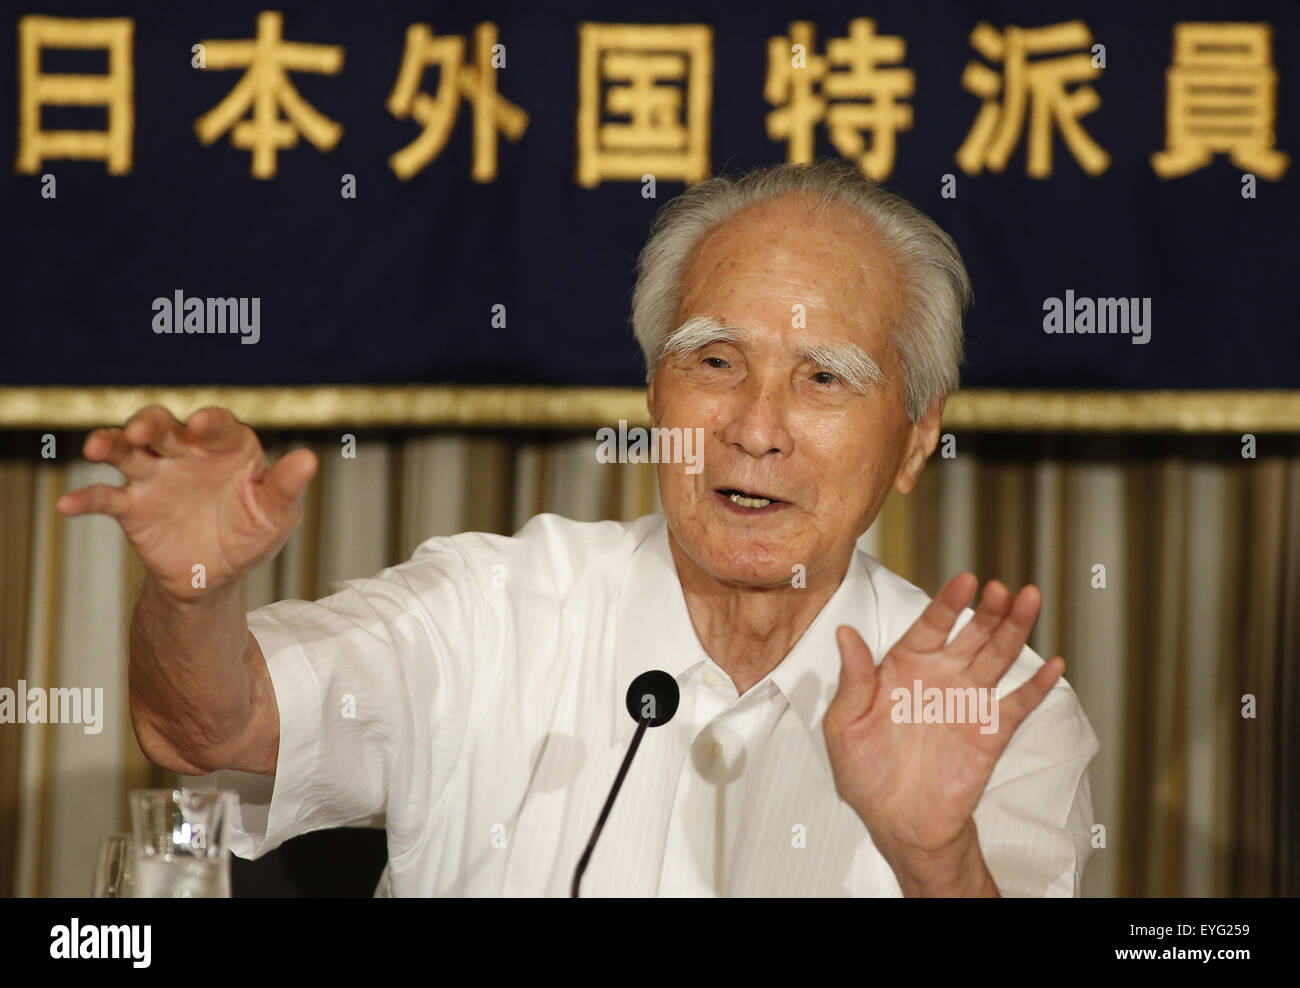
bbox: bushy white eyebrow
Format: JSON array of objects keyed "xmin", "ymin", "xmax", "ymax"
[
  {"xmin": 658, "ymin": 315, "xmax": 747, "ymax": 359},
  {"xmin": 659, "ymin": 314, "xmax": 885, "ymax": 393},
  {"xmin": 798, "ymin": 342, "xmax": 885, "ymax": 393}
]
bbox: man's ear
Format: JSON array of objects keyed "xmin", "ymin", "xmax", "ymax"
[{"xmin": 893, "ymin": 396, "xmax": 946, "ymax": 495}]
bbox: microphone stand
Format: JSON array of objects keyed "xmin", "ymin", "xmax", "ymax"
[{"xmin": 570, "ymin": 718, "xmax": 648, "ymax": 898}]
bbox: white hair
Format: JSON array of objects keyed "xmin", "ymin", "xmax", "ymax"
[{"xmin": 631, "ymin": 159, "xmax": 972, "ymax": 422}]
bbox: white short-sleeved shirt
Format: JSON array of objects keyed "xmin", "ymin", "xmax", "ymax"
[{"xmin": 190, "ymin": 512, "xmax": 1100, "ymax": 897}]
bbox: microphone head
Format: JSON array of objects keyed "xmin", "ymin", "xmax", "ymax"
[{"xmin": 625, "ymin": 670, "xmax": 680, "ymax": 727}]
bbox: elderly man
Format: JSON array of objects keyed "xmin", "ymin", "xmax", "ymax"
[{"xmin": 60, "ymin": 159, "xmax": 1098, "ymax": 897}]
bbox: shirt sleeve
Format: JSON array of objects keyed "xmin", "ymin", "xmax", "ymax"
[
  {"xmin": 972, "ymin": 674, "xmax": 1101, "ymax": 898},
  {"xmin": 184, "ymin": 538, "xmax": 484, "ymax": 862}
]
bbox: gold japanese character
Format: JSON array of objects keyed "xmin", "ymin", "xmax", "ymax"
[
  {"xmin": 194, "ymin": 11, "xmax": 344, "ymax": 179},
  {"xmin": 16, "ymin": 16, "xmax": 133, "ymax": 175},
  {"xmin": 766, "ymin": 19, "xmax": 914, "ymax": 180},
  {"xmin": 1152, "ymin": 23, "xmax": 1287, "ymax": 180},
  {"xmin": 387, "ymin": 22, "xmax": 527, "ymax": 182},
  {"xmin": 956, "ymin": 20, "xmax": 1110, "ymax": 178},
  {"xmin": 576, "ymin": 23, "xmax": 712, "ymax": 188}
]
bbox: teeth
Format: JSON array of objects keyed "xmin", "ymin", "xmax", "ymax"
[{"xmin": 728, "ymin": 492, "xmax": 771, "ymax": 508}]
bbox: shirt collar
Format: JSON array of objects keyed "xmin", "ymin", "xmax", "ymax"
[{"xmin": 612, "ymin": 516, "xmax": 881, "ymax": 780}]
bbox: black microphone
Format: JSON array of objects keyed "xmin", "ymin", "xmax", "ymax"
[{"xmin": 570, "ymin": 670, "xmax": 680, "ymax": 898}]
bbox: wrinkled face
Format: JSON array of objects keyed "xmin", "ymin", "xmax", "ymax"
[{"xmin": 648, "ymin": 192, "xmax": 938, "ymax": 589}]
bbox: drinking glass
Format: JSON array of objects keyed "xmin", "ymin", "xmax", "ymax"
[
  {"xmin": 127, "ymin": 788, "xmax": 235, "ymax": 898},
  {"xmin": 91, "ymin": 833, "xmax": 135, "ymax": 897}
]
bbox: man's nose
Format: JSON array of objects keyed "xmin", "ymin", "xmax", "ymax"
[{"xmin": 719, "ymin": 376, "xmax": 794, "ymax": 458}]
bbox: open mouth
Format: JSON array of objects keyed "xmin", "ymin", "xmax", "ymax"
[{"xmin": 716, "ymin": 488, "xmax": 785, "ymax": 509}]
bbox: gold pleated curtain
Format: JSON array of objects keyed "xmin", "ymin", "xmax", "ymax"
[{"xmin": 2, "ymin": 428, "xmax": 1297, "ymax": 897}]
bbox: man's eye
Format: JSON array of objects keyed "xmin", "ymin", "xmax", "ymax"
[
  {"xmin": 812, "ymin": 371, "xmax": 839, "ymax": 385},
  {"xmin": 703, "ymin": 356, "xmax": 730, "ymax": 369}
]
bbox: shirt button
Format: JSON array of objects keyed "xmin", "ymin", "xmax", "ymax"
[
  {"xmin": 702, "ymin": 671, "xmax": 719, "ymax": 688},
  {"xmin": 706, "ymin": 740, "xmax": 723, "ymax": 760}
]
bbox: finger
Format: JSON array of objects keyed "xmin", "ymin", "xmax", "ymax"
[
  {"xmin": 898, "ymin": 571, "xmax": 978, "ymax": 653},
  {"xmin": 997, "ymin": 656, "xmax": 1065, "ymax": 733},
  {"xmin": 947, "ymin": 580, "xmax": 1012, "ymax": 659},
  {"xmin": 971, "ymin": 584, "xmax": 1043, "ymax": 683},
  {"xmin": 122, "ymin": 404, "xmax": 189, "ymax": 457},
  {"xmin": 261, "ymin": 448, "xmax": 318, "ymax": 506},
  {"xmin": 82, "ymin": 427, "xmax": 158, "ymax": 480},
  {"xmin": 826, "ymin": 626, "xmax": 878, "ymax": 725},
  {"xmin": 187, "ymin": 406, "xmax": 249, "ymax": 454},
  {"xmin": 56, "ymin": 483, "xmax": 130, "ymax": 518}
]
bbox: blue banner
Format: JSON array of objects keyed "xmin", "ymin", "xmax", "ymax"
[{"xmin": 3, "ymin": 1, "xmax": 1298, "ymax": 389}]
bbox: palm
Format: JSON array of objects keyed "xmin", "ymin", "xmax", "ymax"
[
  {"xmin": 121, "ymin": 446, "xmax": 281, "ymax": 589},
  {"xmin": 823, "ymin": 573, "xmax": 1064, "ymax": 856},
  {"xmin": 58, "ymin": 405, "xmax": 316, "ymax": 600}
]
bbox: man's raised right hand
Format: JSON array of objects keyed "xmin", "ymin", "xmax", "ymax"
[{"xmin": 57, "ymin": 404, "xmax": 318, "ymax": 601}]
